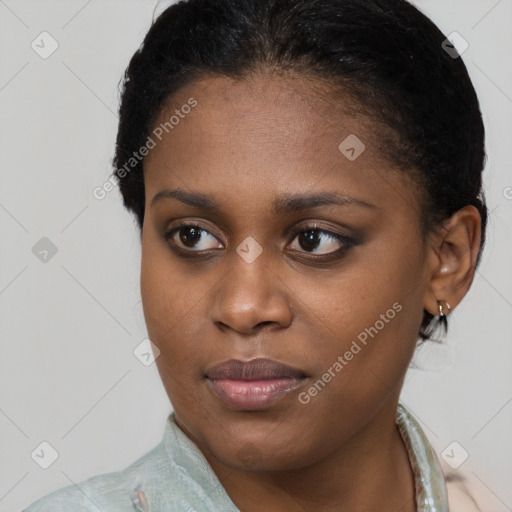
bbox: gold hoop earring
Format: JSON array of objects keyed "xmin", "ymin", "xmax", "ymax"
[{"xmin": 437, "ymin": 300, "xmax": 451, "ymax": 317}]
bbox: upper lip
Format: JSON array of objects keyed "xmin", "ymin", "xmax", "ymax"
[{"xmin": 205, "ymin": 358, "xmax": 307, "ymax": 380}]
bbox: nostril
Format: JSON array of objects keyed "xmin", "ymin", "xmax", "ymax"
[{"xmin": 256, "ymin": 321, "xmax": 273, "ymax": 328}]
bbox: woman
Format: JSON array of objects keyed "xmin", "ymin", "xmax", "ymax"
[{"xmin": 24, "ymin": 0, "xmax": 488, "ymax": 510}]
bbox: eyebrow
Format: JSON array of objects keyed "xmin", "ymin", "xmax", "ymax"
[{"xmin": 151, "ymin": 188, "xmax": 376, "ymax": 213}]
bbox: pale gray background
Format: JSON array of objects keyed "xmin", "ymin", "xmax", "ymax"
[{"xmin": 1, "ymin": 0, "xmax": 511, "ymax": 510}]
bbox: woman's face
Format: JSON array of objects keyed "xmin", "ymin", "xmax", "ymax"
[{"xmin": 141, "ymin": 72, "xmax": 434, "ymax": 471}]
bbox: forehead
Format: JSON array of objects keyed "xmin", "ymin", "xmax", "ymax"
[
  {"xmin": 143, "ymin": 72, "xmax": 418, "ymax": 216},
  {"xmin": 146, "ymin": 71, "xmax": 373, "ymax": 162}
]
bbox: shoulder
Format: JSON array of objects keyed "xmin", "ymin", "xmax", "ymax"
[
  {"xmin": 443, "ymin": 464, "xmax": 504, "ymax": 512},
  {"xmin": 22, "ymin": 483, "xmax": 88, "ymax": 512},
  {"xmin": 445, "ymin": 473, "xmax": 482, "ymax": 512},
  {"xmin": 22, "ymin": 414, "xmax": 240, "ymax": 512},
  {"xmin": 22, "ymin": 440, "xmax": 167, "ymax": 512}
]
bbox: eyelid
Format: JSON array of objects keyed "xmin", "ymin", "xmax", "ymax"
[
  {"xmin": 164, "ymin": 220, "xmax": 354, "ymax": 258},
  {"xmin": 166, "ymin": 220, "xmax": 349, "ymax": 242},
  {"xmin": 165, "ymin": 220, "xmax": 226, "ymax": 244},
  {"xmin": 287, "ymin": 224, "xmax": 353, "ymax": 253},
  {"xmin": 286, "ymin": 221, "xmax": 353, "ymax": 242}
]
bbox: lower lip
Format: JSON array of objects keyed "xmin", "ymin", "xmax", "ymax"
[{"xmin": 206, "ymin": 377, "xmax": 305, "ymax": 410}]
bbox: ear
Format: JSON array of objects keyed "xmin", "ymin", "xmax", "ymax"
[{"xmin": 423, "ymin": 205, "xmax": 482, "ymax": 316}]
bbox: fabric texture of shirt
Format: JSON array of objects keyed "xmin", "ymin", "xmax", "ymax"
[{"xmin": 23, "ymin": 403, "xmax": 449, "ymax": 511}]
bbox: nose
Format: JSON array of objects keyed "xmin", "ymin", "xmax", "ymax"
[{"xmin": 209, "ymin": 251, "xmax": 294, "ymax": 335}]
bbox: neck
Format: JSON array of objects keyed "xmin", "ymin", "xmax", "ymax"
[{"xmin": 196, "ymin": 401, "xmax": 416, "ymax": 512}]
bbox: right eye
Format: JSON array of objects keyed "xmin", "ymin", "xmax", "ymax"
[{"xmin": 164, "ymin": 224, "xmax": 224, "ymax": 253}]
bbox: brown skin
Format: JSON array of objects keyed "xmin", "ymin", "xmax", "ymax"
[{"xmin": 140, "ymin": 72, "xmax": 482, "ymax": 511}]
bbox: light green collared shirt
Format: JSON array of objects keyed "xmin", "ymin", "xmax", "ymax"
[{"xmin": 23, "ymin": 403, "xmax": 449, "ymax": 511}]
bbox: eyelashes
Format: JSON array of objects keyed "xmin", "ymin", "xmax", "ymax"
[
  {"xmin": 163, "ymin": 222, "xmax": 355, "ymax": 260},
  {"xmin": 165, "ymin": 224, "xmax": 223, "ymax": 253},
  {"xmin": 287, "ymin": 227, "xmax": 352, "ymax": 256}
]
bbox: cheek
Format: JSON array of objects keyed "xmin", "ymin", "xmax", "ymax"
[
  {"xmin": 140, "ymin": 246, "xmax": 205, "ymax": 410},
  {"xmin": 141, "ymin": 226, "xmax": 190, "ymax": 325},
  {"xmin": 140, "ymin": 234, "xmax": 216, "ymax": 378},
  {"xmin": 301, "ymin": 237, "xmax": 425, "ymax": 396},
  {"xmin": 140, "ymin": 248, "xmax": 169, "ymax": 338},
  {"xmin": 140, "ymin": 235, "xmax": 190, "ymax": 354}
]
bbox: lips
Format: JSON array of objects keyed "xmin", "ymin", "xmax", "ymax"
[
  {"xmin": 205, "ymin": 358, "xmax": 307, "ymax": 381},
  {"xmin": 205, "ymin": 358, "xmax": 308, "ymax": 410}
]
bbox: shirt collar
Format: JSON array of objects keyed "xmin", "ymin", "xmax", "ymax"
[{"xmin": 159, "ymin": 405, "xmax": 449, "ymax": 512}]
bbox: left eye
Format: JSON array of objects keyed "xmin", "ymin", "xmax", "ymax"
[{"xmin": 289, "ymin": 228, "xmax": 347, "ymax": 255}]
